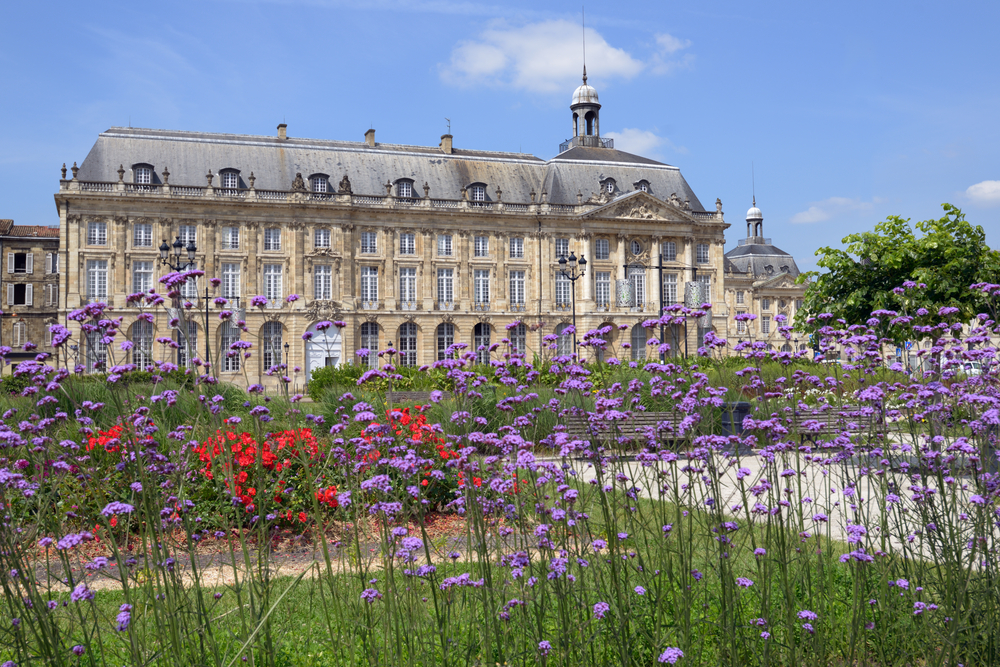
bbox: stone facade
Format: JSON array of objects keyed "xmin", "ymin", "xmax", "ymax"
[
  {"xmin": 53, "ymin": 80, "xmax": 734, "ymax": 385},
  {"xmin": 0, "ymin": 220, "xmax": 60, "ymax": 363}
]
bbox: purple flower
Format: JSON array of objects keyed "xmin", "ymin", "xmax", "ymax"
[
  {"xmin": 593, "ymin": 602, "xmax": 610, "ymax": 619},
  {"xmin": 634, "ymin": 586, "xmax": 646, "ymax": 595},
  {"xmin": 797, "ymin": 610, "xmax": 817, "ymax": 621},
  {"xmin": 286, "ymin": 294, "xmax": 300, "ymax": 303},
  {"xmin": 102, "ymin": 501, "xmax": 134, "ymax": 516},
  {"xmin": 250, "ymin": 295, "xmax": 268, "ymax": 308},
  {"xmin": 116, "ymin": 604, "xmax": 132, "ymax": 631},
  {"xmin": 361, "ymin": 588, "xmax": 382, "ymax": 603},
  {"xmin": 658, "ymin": 647, "xmax": 684, "ymax": 663},
  {"xmin": 538, "ymin": 641, "xmax": 551, "ymax": 656},
  {"xmin": 72, "ymin": 645, "xmax": 86, "ymax": 656},
  {"xmin": 802, "ymin": 623, "xmax": 815, "ymax": 634},
  {"xmin": 70, "ymin": 583, "xmax": 94, "ymax": 602},
  {"xmin": 736, "ymin": 577, "xmax": 754, "ymax": 588}
]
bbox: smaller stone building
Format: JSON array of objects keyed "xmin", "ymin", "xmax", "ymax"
[
  {"xmin": 722, "ymin": 201, "xmax": 809, "ymax": 351},
  {"xmin": 0, "ymin": 220, "xmax": 60, "ymax": 363}
]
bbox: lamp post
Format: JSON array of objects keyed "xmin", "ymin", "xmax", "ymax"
[
  {"xmin": 624, "ymin": 248, "xmax": 701, "ymax": 359},
  {"xmin": 159, "ymin": 236, "xmax": 199, "ymax": 368},
  {"xmin": 558, "ymin": 251, "xmax": 587, "ymax": 354}
]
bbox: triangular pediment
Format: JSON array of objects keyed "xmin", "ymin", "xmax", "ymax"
[
  {"xmin": 578, "ymin": 190, "xmax": 697, "ymax": 223},
  {"xmin": 753, "ymin": 272, "xmax": 801, "ymax": 289}
]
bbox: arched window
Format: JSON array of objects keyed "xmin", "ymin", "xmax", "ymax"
[
  {"xmin": 509, "ymin": 322, "xmax": 527, "ymax": 355},
  {"xmin": 310, "ymin": 174, "xmax": 329, "ymax": 193},
  {"xmin": 396, "ymin": 180, "xmax": 414, "ymax": 199},
  {"xmin": 469, "ymin": 184, "xmax": 487, "ymax": 204},
  {"xmin": 131, "ymin": 320, "xmax": 154, "ymax": 369},
  {"xmin": 781, "ymin": 343, "xmax": 792, "ymax": 353},
  {"xmin": 220, "ymin": 170, "xmax": 240, "ymax": 191},
  {"xmin": 85, "ymin": 329, "xmax": 106, "ymax": 372},
  {"xmin": 631, "ymin": 324, "xmax": 647, "ymax": 361},
  {"xmin": 176, "ymin": 321, "xmax": 198, "ymax": 368},
  {"xmin": 262, "ymin": 321, "xmax": 282, "ymax": 370},
  {"xmin": 398, "ymin": 323, "xmax": 417, "ymax": 367},
  {"xmin": 359, "ymin": 322, "xmax": 378, "ymax": 368},
  {"xmin": 220, "ymin": 320, "xmax": 241, "ymax": 372},
  {"xmin": 474, "ymin": 323, "xmax": 491, "ymax": 365},
  {"xmin": 132, "ymin": 163, "xmax": 155, "ymax": 189},
  {"xmin": 602, "ymin": 178, "xmax": 616, "ymax": 194},
  {"xmin": 436, "ymin": 323, "xmax": 454, "ymax": 360},
  {"xmin": 555, "ymin": 323, "xmax": 573, "ymax": 357}
]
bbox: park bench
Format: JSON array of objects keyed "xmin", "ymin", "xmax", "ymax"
[
  {"xmin": 384, "ymin": 391, "xmax": 450, "ymax": 405},
  {"xmin": 784, "ymin": 405, "xmax": 882, "ymax": 447},
  {"xmin": 564, "ymin": 411, "xmax": 686, "ymax": 449}
]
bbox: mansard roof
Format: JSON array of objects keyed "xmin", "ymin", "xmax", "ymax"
[
  {"xmin": 724, "ymin": 241, "xmax": 801, "ymax": 278},
  {"xmin": 74, "ymin": 127, "xmax": 706, "ymax": 210}
]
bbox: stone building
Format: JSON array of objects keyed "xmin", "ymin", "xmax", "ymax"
[
  {"xmin": 722, "ymin": 200, "xmax": 808, "ymax": 351},
  {"xmin": 0, "ymin": 219, "xmax": 61, "ymax": 364},
  {"xmin": 54, "ymin": 75, "xmax": 733, "ymax": 385}
]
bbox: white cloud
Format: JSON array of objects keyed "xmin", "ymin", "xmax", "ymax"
[
  {"xmin": 603, "ymin": 128, "xmax": 686, "ymax": 158},
  {"xmin": 965, "ymin": 180, "xmax": 1000, "ymax": 206},
  {"xmin": 440, "ymin": 20, "xmax": 688, "ymax": 93},
  {"xmin": 790, "ymin": 197, "xmax": 875, "ymax": 224}
]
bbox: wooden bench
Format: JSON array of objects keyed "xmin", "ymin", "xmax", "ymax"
[
  {"xmin": 786, "ymin": 406, "xmax": 882, "ymax": 446},
  {"xmin": 564, "ymin": 411, "xmax": 685, "ymax": 449},
  {"xmin": 384, "ymin": 391, "xmax": 450, "ymax": 404}
]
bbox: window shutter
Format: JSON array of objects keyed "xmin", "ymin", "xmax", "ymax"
[
  {"xmin": 53, "ymin": 253, "xmax": 59, "ymax": 273},
  {"xmin": 45, "ymin": 253, "xmax": 52, "ymax": 275},
  {"xmin": 26, "ymin": 253, "xmax": 33, "ymax": 274},
  {"xmin": 6, "ymin": 284, "xmax": 12, "ymax": 305},
  {"xmin": 25, "ymin": 284, "xmax": 33, "ymax": 306},
  {"xmin": 6, "ymin": 253, "xmax": 12, "ymax": 274}
]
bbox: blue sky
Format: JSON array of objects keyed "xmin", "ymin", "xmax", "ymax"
[{"xmin": 1, "ymin": 0, "xmax": 998, "ymax": 272}]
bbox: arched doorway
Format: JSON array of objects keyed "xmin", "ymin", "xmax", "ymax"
[{"xmin": 305, "ymin": 321, "xmax": 343, "ymax": 376}]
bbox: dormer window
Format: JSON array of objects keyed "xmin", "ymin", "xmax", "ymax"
[
  {"xmin": 220, "ymin": 171, "xmax": 240, "ymax": 190},
  {"xmin": 397, "ymin": 180, "xmax": 413, "ymax": 199},
  {"xmin": 310, "ymin": 174, "xmax": 329, "ymax": 193},
  {"xmin": 635, "ymin": 180, "xmax": 650, "ymax": 193},
  {"xmin": 134, "ymin": 166, "xmax": 152, "ymax": 184},
  {"xmin": 470, "ymin": 184, "xmax": 486, "ymax": 203},
  {"xmin": 605, "ymin": 180, "xmax": 616, "ymax": 194}
]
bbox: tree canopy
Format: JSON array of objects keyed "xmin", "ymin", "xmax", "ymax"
[{"xmin": 798, "ymin": 204, "xmax": 1000, "ymax": 343}]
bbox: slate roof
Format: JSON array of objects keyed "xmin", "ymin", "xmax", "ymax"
[
  {"xmin": 74, "ymin": 127, "xmax": 707, "ymax": 211},
  {"xmin": 724, "ymin": 241, "xmax": 800, "ymax": 279}
]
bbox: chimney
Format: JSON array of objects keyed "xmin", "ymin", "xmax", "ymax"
[
  {"xmin": 277, "ymin": 123, "xmax": 287, "ymax": 140},
  {"xmin": 365, "ymin": 128, "xmax": 376, "ymax": 147},
  {"xmin": 440, "ymin": 134, "xmax": 453, "ymax": 154}
]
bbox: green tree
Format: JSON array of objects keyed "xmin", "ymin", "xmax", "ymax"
[{"xmin": 799, "ymin": 204, "xmax": 1000, "ymax": 343}]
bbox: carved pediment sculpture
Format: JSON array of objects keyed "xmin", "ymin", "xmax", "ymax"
[
  {"xmin": 585, "ymin": 190, "xmax": 615, "ymax": 205},
  {"xmin": 614, "ymin": 202, "xmax": 661, "ymax": 220}
]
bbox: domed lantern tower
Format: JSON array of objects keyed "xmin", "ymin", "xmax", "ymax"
[{"xmin": 571, "ymin": 66, "xmax": 602, "ymax": 145}]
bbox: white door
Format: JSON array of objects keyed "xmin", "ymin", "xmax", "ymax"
[{"xmin": 306, "ymin": 324, "xmax": 342, "ymax": 376}]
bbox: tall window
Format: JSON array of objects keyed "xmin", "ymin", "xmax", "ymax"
[
  {"xmin": 631, "ymin": 325, "xmax": 647, "ymax": 361},
  {"xmin": 474, "ymin": 323, "xmax": 491, "ymax": 364},
  {"xmin": 222, "ymin": 226, "xmax": 240, "ymax": 250},
  {"xmin": 470, "ymin": 185, "xmax": 486, "ymax": 202},
  {"xmin": 314, "ymin": 265, "xmax": 332, "ymax": 300},
  {"xmin": 314, "ymin": 228, "xmax": 330, "ymax": 248},
  {"xmin": 509, "ymin": 237, "xmax": 524, "ymax": 259},
  {"xmin": 397, "ymin": 181, "xmax": 413, "ymax": 198},
  {"xmin": 399, "ymin": 233, "xmax": 415, "ymax": 255},
  {"xmin": 438, "ymin": 234, "xmax": 453, "ymax": 256},
  {"xmin": 134, "ymin": 223, "xmax": 152, "ymax": 247},
  {"xmin": 628, "ymin": 267, "xmax": 646, "ymax": 307},
  {"xmin": 399, "ymin": 267, "xmax": 416, "ymax": 304},
  {"xmin": 85, "ymin": 330, "xmax": 106, "ymax": 371},
  {"xmin": 795, "ymin": 298, "xmax": 803, "ymax": 310},
  {"xmin": 181, "ymin": 273, "xmax": 198, "ymax": 300},
  {"xmin": 696, "ymin": 243, "xmax": 710, "ymax": 264},
  {"xmin": 86, "ymin": 259, "xmax": 108, "ymax": 302},
  {"xmin": 360, "ymin": 266, "xmax": 379, "ymax": 303},
  {"xmin": 263, "ymin": 264, "xmax": 283, "ymax": 302},
  {"xmin": 398, "ymin": 323, "xmax": 417, "ymax": 367},
  {"xmin": 555, "ymin": 272, "xmax": 571, "ymax": 306},
  {"xmin": 474, "ymin": 270, "xmax": 490, "ymax": 305},
  {"xmin": 176, "ymin": 321, "xmax": 198, "ymax": 368},
  {"xmin": 359, "ymin": 322, "xmax": 379, "ymax": 368},
  {"xmin": 762, "ymin": 316, "xmax": 771, "ymax": 335},
  {"xmin": 262, "ymin": 321, "xmax": 282, "ymax": 370},
  {"xmin": 762, "ymin": 297, "xmax": 771, "ymax": 310},
  {"xmin": 736, "ymin": 312, "xmax": 747, "ymax": 334},
  {"xmin": 436, "ymin": 323, "xmax": 454, "ymax": 360},
  {"xmin": 131, "ymin": 320, "xmax": 153, "ymax": 369},
  {"xmin": 361, "ymin": 231, "xmax": 377, "ymax": 254},
  {"xmin": 509, "ymin": 270, "xmax": 525, "ymax": 306},
  {"xmin": 697, "ymin": 275, "xmax": 712, "ymax": 303},
  {"xmin": 736, "ymin": 290, "xmax": 745, "ymax": 305},
  {"xmin": 555, "ymin": 323, "xmax": 572, "ymax": 356},
  {"xmin": 46, "ymin": 252, "xmax": 59, "ymax": 274},
  {"xmin": 222, "ymin": 263, "xmax": 241, "ymax": 299},
  {"xmin": 87, "ymin": 221, "xmax": 107, "ymax": 246},
  {"xmin": 661, "ymin": 241, "xmax": 677, "ymax": 262},
  {"xmin": 595, "ymin": 271, "xmax": 611, "ymax": 307},
  {"xmin": 264, "ymin": 228, "xmax": 281, "ymax": 251},
  {"xmin": 510, "ymin": 323, "xmax": 527, "ymax": 355},
  {"xmin": 311, "ymin": 175, "xmax": 328, "ymax": 193},
  {"xmin": 12, "ymin": 321, "xmax": 26, "ymax": 347},
  {"xmin": 134, "ymin": 167, "xmax": 152, "ymax": 184},
  {"xmin": 437, "ymin": 268, "xmax": 454, "ymax": 305},
  {"xmin": 132, "ymin": 261, "xmax": 153, "ymax": 294},
  {"xmin": 179, "ymin": 225, "xmax": 196, "ymax": 246},
  {"xmin": 662, "ymin": 274, "xmax": 678, "ymax": 304},
  {"xmin": 474, "ymin": 236, "xmax": 489, "ymax": 257},
  {"xmin": 221, "ymin": 320, "xmax": 241, "ymax": 372},
  {"xmin": 221, "ymin": 172, "xmax": 239, "ymax": 190},
  {"xmin": 595, "ymin": 238, "xmax": 610, "ymax": 260},
  {"xmin": 555, "ymin": 238, "xmax": 569, "ymax": 258}
]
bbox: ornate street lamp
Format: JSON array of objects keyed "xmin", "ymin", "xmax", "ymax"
[{"xmin": 558, "ymin": 251, "xmax": 587, "ymax": 353}]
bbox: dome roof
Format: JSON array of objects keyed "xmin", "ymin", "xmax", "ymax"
[
  {"xmin": 572, "ymin": 83, "xmax": 599, "ymax": 106},
  {"xmin": 746, "ymin": 202, "xmax": 763, "ymax": 222}
]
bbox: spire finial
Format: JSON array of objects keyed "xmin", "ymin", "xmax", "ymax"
[
  {"xmin": 753, "ymin": 195, "xmax": 756, "ymax": 207},
  {"xmin": 583, "ymin": 64, "xmax": 587, "ymax": 85},
  {"xmin": 582, "ymin": 6, "xmax": 587, "ymax": 84}
]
